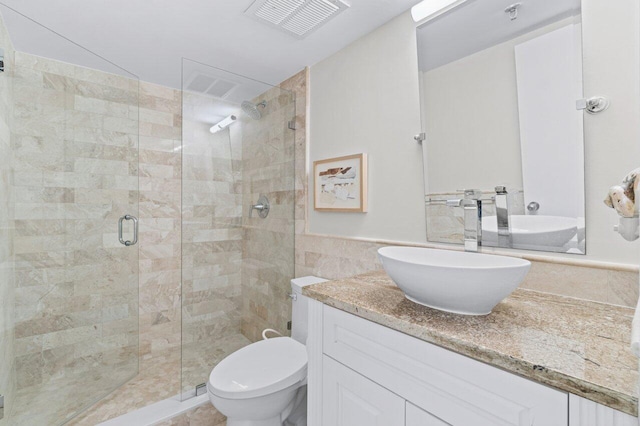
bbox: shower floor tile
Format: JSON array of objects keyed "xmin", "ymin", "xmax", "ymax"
[
  {"xmin": 66, "ymin": 331, "xmax": 251, "ymax": 426},
  {"xmin": 67, "ymin": 352, "xmax": 181, "ymax": 425}
]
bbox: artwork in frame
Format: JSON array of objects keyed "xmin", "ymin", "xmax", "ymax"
[{"xmin": 313, "ymin": 153, "xmax": 368, "ymax": 212}]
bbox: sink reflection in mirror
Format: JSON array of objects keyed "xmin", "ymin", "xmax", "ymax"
[{"xmin": 417, "ymin": 0, "xmax": 586, "ymax": 254}]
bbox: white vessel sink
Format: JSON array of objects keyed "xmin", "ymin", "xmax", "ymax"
[
  {"xmin": 378, "ymin": 247, "xmax": 531, "ymax": 315},
  {"xmin": 482, "ymin": 215, "xmax": 578, "ymax": 250}
]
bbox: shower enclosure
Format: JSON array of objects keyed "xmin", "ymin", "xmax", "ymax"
[
  {"xmin": 0, "ymin": 5, "xmax": 140, "ymax": 425},
  {"xmin": 0, "ymin": 7, "xmax": 296, "ymax": 425},
  {"xmin": 180, "ymin": 59, "xmax": 296, "ymax": 396}
]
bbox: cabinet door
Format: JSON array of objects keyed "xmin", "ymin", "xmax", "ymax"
[
  {"xmin": 323, "ymin": 305, "xmax": 568, "ymax": 426},
  {"xmin": 407, "ymin": 402, "xmax": 451, "ymax": 426},
  {"xmin": 322, "ymin": 356, "xmax": 405, "ymax": 426},
  {"xmin": 569, "ymin": 395, "xmax": 637, "ymax": 426}
]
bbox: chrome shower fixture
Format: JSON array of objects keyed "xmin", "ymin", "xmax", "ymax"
[{"xmin": 241, "ymin": 100, "xmax": 267, "ymax": 120}]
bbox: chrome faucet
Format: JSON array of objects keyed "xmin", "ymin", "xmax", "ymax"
[
  {"xmin": 445, "ymin": 189, "xmax": 482, "ymax": 251},
  {"xmin": 495, "ymin": 186, "xmax": 510, "ymax": 246},
  {"xmin": 462, "ymin": 189, "xmax": 482, "ymax": 252}
]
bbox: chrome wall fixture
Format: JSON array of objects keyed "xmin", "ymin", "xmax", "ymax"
[
  {"xmin": 527, "ymin": 201, "xmax": 540, "ymax": 212},
  {"xmin": 118, "ymin": 214, "xmax": 139, "ymax": 246},
  {"xmin": 576, "ymin": 96, "xmax": 610, "ymax": 114},
  {"xmin": 443, "ymin": 189, "xmax": 483, "ymax": 252},
  {"xmin": 250, "ymin": 194, "xmax": 270, "ymax": 218},
  {"xmin": 504, "ymin": 3, "xmax": 521, "ymax": 21}
]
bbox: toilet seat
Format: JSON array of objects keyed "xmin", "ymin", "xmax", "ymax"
[{"xmin": 208, "ymin": 337, "xmax": 307, "ymax": 400}]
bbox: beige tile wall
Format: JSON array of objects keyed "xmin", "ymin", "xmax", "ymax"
[
  {"xmin": 295, "ymin": 233, "xmax": 639, "ymax": 307},
  {"xmin": 180, "ymin": 90, "xmax": 248, "ymax": 393},
  {"xmin": 9, "ymin": 51, "xmax": 140, "ymax": 425},
  {"xmin": 240, "ymin": 78, "xmax": 298, "ymax": 343},
  {"xmin": 137, "ymin": 81, "xmax": 182, "ymax": 377},
  {"xmin": 0, "ymin": 14, "xmax": 15, "ymax": 426},
  {"xmin": 71, "ymin": 71, "xmax": 304, "ymax": 425}
]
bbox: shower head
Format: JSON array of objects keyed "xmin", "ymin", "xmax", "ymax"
[{"xmin": 241, "ymin": 100, "xmax": 267, "ymax": 120}]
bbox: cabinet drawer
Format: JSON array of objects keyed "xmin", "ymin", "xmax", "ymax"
[{"xmin": 323, "ymin": 305, "xmax": 568, "ymax": 426}]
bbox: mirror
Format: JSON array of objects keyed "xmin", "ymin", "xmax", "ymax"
[{"xmin": 417, "ymin": 0, "xmax": 585, "ymax": 254}]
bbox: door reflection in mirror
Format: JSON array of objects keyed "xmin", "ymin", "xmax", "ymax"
[{"xmin": 417, "ymin": 0, "xmax": 585, "ymax": 254}]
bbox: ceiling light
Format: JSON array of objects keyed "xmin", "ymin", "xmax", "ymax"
[
  {"xmin": 411, "ymin": 0, "xmax": 468, "ymax": 23},
  {"xmin": 210, "ymin": 115, "xmax": 237, "ymax": 134}
]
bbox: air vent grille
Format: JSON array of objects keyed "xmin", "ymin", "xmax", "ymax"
[
  {"xmin": 185, "ymin": 73, "xmax": 238, "ymax": 99},
  {"xmin": 256, "ymin": 0, "xmax": 305, "ymax": 25},
  {"xmin": 245, "ymin": 0, "xmax": 350, "ymax": 39},
  {"xmin": 207, "ymin": 80, "xmax": 237, "ymax": 98},
  {"xmin": 282, "ymin": 0, "xmax": 339, "ymax": 35},
  {"xmin": 187, "ymin": 75, "xmax": 216, "ymax": 93}
]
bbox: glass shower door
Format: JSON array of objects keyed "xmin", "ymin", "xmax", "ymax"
[
  {"xmin": 0, "ymin": 5, "xmax": 140, "ymax": 424},
  {"xmin": 180, "ymin": 59, "xmax": 296, "ymax": 397}
]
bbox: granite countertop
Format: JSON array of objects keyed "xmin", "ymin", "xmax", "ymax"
[{"xmin": 303, "ymin": 270, "xmax": 639, "ymax": 417}]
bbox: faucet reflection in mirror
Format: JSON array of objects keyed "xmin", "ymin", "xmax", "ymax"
[
  {"xmin": 417, "ymin": 0, "xmax": 585, "ymax": 255},
  {"xmin": 444, "ymin": 189, "xmax": 483, "ymax": 252}
]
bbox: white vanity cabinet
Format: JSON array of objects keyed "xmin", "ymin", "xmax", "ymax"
[
  {"xmin": 322, "ymin": 355, "xmax": 405, "ymax": 425},
  {"xmin": 307, "ymin": 300, "xmax": 638, "ymax": 426}
]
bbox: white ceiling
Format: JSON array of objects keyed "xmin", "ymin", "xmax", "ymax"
[
  {"xmin": 417, "ymin": 0, "xmax": 581, "ymax": 71},
  {"xmin": 0, "ymin": 0, "xmax": 418, "ymax": 88}
]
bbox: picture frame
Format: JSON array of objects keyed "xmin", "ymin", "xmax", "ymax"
[{"xmin": 313, "ymin": 153, "xmax": 368, "ymax": 212}]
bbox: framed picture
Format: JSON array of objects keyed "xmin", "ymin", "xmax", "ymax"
[{"xmin": 313, "ymin": 153, "xmax": 368, "ymax": 212}]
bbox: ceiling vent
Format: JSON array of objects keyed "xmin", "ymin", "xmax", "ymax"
[
  {"xmin": 185, "ymin": 73, "xmax": 239, "ymax": 99},
  {"xmin": 245, "ymin": 0, "xmax": 350, "ymax": 39}
]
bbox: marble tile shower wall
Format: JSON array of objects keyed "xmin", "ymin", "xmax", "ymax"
[
  {"xmin": 240, "ymin": 82, "xmax": 297, "ymax": 343},
  {"xmin": 180, "ymin": 91, "xmax": 248, "ymax": 393},
  {"xmin": 9, "ymin": 52, "xmax": 140, "ymax": 425},
  {"xmin": 136, "ymin": 82, "xmax": 182, "ymax": 374},
  {"xmin": 0, "ymin": 16, "xmax": 15, "ymax": 426}
]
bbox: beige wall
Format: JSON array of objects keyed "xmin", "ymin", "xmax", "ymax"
[
  {"xmin": 0, "ymin": 13, "xmax": 15, "ymax": 426},
  {"xmin": 9, "ymin": 51, "xmax": 140, "ymax": 425},
  {"xmin": 309, "ymin": 1, "xmax": 640, "ymax": 266},
  {"xmin": 181, "ymin": 90, "xmax": 247, "ymax": 393},
  {"xmin": 137, "ymin": 80, "xmax": 182, "ymax": 380},
  {"xmin": 308, "ymin": 12, "xmax": 425, "ymax": 243}
]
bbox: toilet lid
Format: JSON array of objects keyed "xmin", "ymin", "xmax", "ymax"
[{"xmin": 208, "ymin": 337, "xmax": 307, "ymax": 400}]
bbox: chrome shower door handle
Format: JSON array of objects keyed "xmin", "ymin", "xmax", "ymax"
[{"xmin": 118, "ymin": 214, "xmax": 139, "ymax": 246}]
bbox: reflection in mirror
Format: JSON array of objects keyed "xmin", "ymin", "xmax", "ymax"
[{"xmin": 417, "ymin": 0, "xmax": 585, "ymax": 254}]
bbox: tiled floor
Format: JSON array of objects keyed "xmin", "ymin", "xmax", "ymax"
[
  {"xmin": 66, "ymin": 332, "xmax": 251, "ymax": 426},
  {"xmin": 67, "ymin": 354, "xmax": 181, "ymax": 426},
  {"xmin": 9, "ymin": 362, "xmax": 137, "ymax": 426},
  {"xmin": 156, "ymin": 404, "xmax": 226, "ymax": 426},
  {"xmin": 181, "ymin": 333, "xmax": 251, "ymax": 395}
]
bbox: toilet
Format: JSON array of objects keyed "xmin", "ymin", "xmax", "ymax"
[{"xmin": 207, "ymin": 276, "xmax": 327, "ymax": 426}]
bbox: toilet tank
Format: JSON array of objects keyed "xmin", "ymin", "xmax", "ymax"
[{"xmin": 291, "ymin": 276, "xmax": 328, "ymax": 344}]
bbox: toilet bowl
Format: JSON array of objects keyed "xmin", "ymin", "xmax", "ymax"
[{"xmin": 207, "ymin": 276, "xmax": 327, "ymax": 426}]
